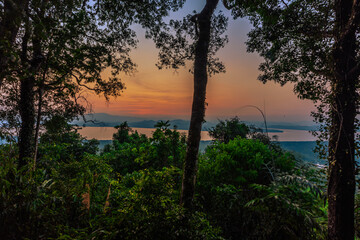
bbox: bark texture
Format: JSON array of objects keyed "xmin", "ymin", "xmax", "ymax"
[
  {"xmin": 180, "ymin": 0, "xmax": 219, "ymax": 209},
  {"xmin": 328, "ymin": 1, "xmax": 360, "ymax": 239}
]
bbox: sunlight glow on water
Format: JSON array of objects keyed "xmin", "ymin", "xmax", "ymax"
[{"xmin": 77, "ymin": 127, "xmax": 317, "ymax": 142}]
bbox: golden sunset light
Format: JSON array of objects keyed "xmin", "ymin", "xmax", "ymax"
[{"xmin": 87, "ymin": 2, "xmax": 315, "ymax": 122}]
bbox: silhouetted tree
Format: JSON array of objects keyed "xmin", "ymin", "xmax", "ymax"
[
  {"xmin": 208, "ymin": 117, "xmax": 249, "ymax": 143},
  {"xmin": 225, "ymin": 0, "xmax": 360, "ymax": 238},
  {"xmin": 113, "ymin": 122, "xmax": 133, "ymax": 144},
  {"xmin": 0, "ymin": 0, "xmax": 29, "ymax": 86},
  {"xmin": 1, "ymin": 0, "xmax": 185, "ymax": 168},
  {"xmin": 154, "ymin": 0, "xmax": 228, "ymax": 208}
]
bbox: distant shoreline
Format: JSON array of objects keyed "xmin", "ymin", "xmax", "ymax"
[
  {"xmin": 71, "ymin": 113, "xmax": 318, "ymax": 132},
  {"xmin": 77, "ymin": 126, "xmax": 317, "ymax": 142},
  {"xmin": 73, "ymin": 125, "xmax": 284, "ymax": 133}
]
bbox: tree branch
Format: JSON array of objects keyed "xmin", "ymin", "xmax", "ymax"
[
  {"xmin": 340, "ymin": 0, "xmax": 360, "ymax": 41},
  {"xmin": 280, "ymin": 0, "xmax": 289, "ymax": 9},
  {"xmin": 72, "ymin": 73, "xmax": 97, "ymax": 92}
]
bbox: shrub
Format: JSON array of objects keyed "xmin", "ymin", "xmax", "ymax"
[
  {"xmin": 91, "ymin": 167, "xmax": 222, "ymax": 240},
  {"xmin": 103, "ymin": 121, "xmax": 186, "ymax": 175},
  {"xmin": 196, "ymin": 137, "xmax": 326, "ymax": 240}
]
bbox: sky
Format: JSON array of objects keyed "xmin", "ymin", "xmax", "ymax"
[{"xmin": 86, "ymin": 1, "xmax": 316, "ymax": 124}]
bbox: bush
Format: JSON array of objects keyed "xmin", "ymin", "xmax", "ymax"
[
  {"xmin": 198, "ymin": 137, "xmax": 294, "ymax": 188},
  {"xmin": 208, "ymin": 117, "xmax": 249, "ymax": 143},
  {"xmin": 0, "ymin": 123, "xmax": 110, "ymax": 239},
  {"xmin": 103, "ymin": 121, "xmax": 186, "ymax": 175},
  {"xmin": 91, "ymin": 167, "xmax": 222, "ymax": 240},
  {"xmin": 196, "ymin": 137, "xmax": 326, "ymax": 240}
]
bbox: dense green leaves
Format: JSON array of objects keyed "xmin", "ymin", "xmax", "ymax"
[
  {"xmin": 0, "ymin": 117, "xmax": 334, "ymax": 239},
  {"xmin": 103, "ymin": 122, "xmax": 186, "ymax": 175},
  {"xmin": 196, "ymin": 135, "xmax": 326, "ymax": 239},
  {"xmin": 225, "ymin": 1, "xmax": 360, "ymax": 238},
  {"xmin": 199, "ymin": 138, "xmax": 276, "ymax": 186},
  {"xmin": 92, "ymin": 167, "xmax": 221, "ymax": 240},
  {"xmin": 208, "ymin": 117, "xmax": 249, "ymax": 143}
]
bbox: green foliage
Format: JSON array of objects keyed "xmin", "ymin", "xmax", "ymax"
[
  {"xmin": 38, "ymin": 117, "xmax": 99, "ymax": 166},
  {"xmin": 103, "ymin": 121, "xmax": 186, "ymax": 175},
  {"xmin": 208, "ymin": 117, "xmax": 287, "ymax": 158},
  {"xmin": 0, "ymin": 146, "xmax": 111, "ymax": 239},
  {"xmin": 0, "ymin": 119, "xmax": 331, "ymax": 240},
  {"xmin": 0, "ymin": 118, "xmax": 113, "ymax": 239},
  {"xmin": 199, "ymin": 137, "xmax": 293, "ymax": 187},
  {"xmin": 244, "ymin": 177, "xmax": 327, "ymax": 239},
  {"xmin": 112, "ymin": 121, "xmax": 134, "ymax": 144},
  {"xmin": 196, "ymin": 137, "xmax": 327, "ymax": 240},
  {"xmin": 90, "ymin": 167, "xmax": 222, "ymax": 240},
  {"xmin": 208, "ymin": 117, "xmax": 249, "ymax": 143},
  {"xmin": 355, "ymin": 194, "xmax": 360, "ymax": 239}
]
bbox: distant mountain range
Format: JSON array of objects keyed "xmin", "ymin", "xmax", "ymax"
[
  {"xmin": 72, "ymin": 113, "xmax": 215, "ymax": 130},
  {"xmin": 72, "ymin": 113, "xmax": 318, "ymax": 131}
]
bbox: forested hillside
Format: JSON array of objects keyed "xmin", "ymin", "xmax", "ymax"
[{"xmin": 1, "ymin": 119, "xmax": 329, "ymax": 239}]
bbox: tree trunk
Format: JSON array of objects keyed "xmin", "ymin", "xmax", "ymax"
[
  {"xmin": 0, "ymin": 0, "xmax": 28, "ymax": 86},
  {"xmin": 180, "ymin": 0, "xmax": 219, "ymax": 209},
  {"xmin": 33, "ymin": 86, "xmax": 43, "ymax": 171},
  {"xmin": 328, "ymin": 1, "xmax": 359, "ymax": 239},
  {"xmin": 18, "ymin": 15, "xmax": 44, "ymax": 168},
  {"xmin": 18, "ymin": 76, "xmax": 36, "ymax": 167}
]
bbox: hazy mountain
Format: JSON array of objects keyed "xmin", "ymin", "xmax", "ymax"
[
  {"xmin": 72, "ymin": 113, "xmax": 217, "ymax": 130},
  {"xmin": 267, "ymin": 124, "xmax": 317, "ymax": 131},
  {"xmin": 72, "ymin": 113, "xmax": 148, "ymax": 125},
  {"xmin": 72, "ymin": 113, "xmax": 318, "ymax": 131},
  {"xmin": 129, "ymin": 119, "xmax": 196, "ymax": 130}
]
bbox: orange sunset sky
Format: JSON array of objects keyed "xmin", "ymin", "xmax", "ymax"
[{"xmin": 87, "ymin": 1, "xmax": 315, "ymax": 123}]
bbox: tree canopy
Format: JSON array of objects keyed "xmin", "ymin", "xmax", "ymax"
[{"xmin": 225, "ymin": 0, "xmax": 360, "ymax": 238}]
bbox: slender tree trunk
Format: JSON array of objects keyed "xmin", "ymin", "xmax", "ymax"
[
  {"xmin": 33, "ymin": 50, "xmax": 49, "ymax": 171},
  {"xmin": 18, "ymin": 15, "xmax": 44, "ymax": 168},
  {"xmin": 180, "ymin": 0, "xmax": 219, "ymax": 209},
  {"xmin": 18, "ymin": 76, "xmax": 36, "ymax": 167},
  {"xmin": 328, "ymin": 1, "xmax": 359, "ymax": 239},
  {"xmin": 0, "ymin": 0, "xmax": 28, "ymax": 86},
  {"xmin": 33, "ymin": 86, "xmax": 43, "ymax": 171}
]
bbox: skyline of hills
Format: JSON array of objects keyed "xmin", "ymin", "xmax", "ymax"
[{"xmin": 72, "ymin": 113, "xmax": 318, "ymax": 131}]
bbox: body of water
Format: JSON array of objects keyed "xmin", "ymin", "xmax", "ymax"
[
  {"xmin": 77, "ymin": 127, "xmax": 212, "ymax": 141},
  {"xmin": 77, "ymin": 127, "xmax": 317, "ymax": 142},
  {"xmin": 268, "ymin": 129, "xmax": 317, "ymax": 141}
]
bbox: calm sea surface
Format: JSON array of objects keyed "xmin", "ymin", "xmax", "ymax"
[{"xmin": 77, "ymin": 127, "xmax": 317, "ymax": 142}]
